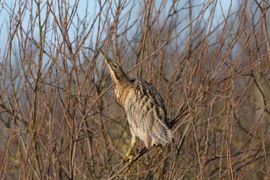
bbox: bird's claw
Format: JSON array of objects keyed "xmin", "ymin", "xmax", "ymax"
[{"xmin": 122, "ymin": 154, "xmax": 133, "ymax": 163}]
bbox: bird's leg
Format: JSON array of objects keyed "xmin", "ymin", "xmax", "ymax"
[{"xmin": 123, "ymin": 129, "xmax": 136, "ymax": 162}]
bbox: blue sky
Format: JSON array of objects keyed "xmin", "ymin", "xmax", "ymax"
[{"xmin": 0, "ymin": 0, "xmax": 237, "ymax": 58}]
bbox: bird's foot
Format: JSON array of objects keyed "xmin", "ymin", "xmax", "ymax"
[{"xmin": 122, "ymin": 153, "xmax": 134, "ymax": 163}]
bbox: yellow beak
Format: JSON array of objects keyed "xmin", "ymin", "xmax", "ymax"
[{"xmin": 98, "ymin": 48, "xmax": 113, "ymax": 67}]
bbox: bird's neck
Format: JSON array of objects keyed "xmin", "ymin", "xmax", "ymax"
[{"xmin": 115, "ymin": 83, "xmax": 131, "ymax": 106}]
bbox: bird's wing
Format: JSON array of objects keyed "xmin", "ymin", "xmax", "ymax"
[{"xmin": 124, "ymin": 79, "xmax": 172, "ymax": 146}]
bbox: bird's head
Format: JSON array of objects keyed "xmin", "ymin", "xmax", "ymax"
[{"xmin": 98, "ymin": 48, "xmax": 130, "ymax": 86}]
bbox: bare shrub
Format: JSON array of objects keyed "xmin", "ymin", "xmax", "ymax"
[{"xmin": 0, "ymin": 0, "xmax": 269, "ymax": 179}]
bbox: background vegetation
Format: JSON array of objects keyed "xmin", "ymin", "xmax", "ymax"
[{"xmin": 0, "ymin": 0, "xmax": 270, "ymax": 179}]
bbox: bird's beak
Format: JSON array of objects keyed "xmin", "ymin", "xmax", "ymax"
[
  {"xmin": 97, "ymin": 48, "xmax": 129, "ymax": 85},
  {"xmin": 98, "ymin": 48, "xmax": 118, "ymax": 83},
  {"xmin": 98, "ymin": 48, "xmax": 113, "ymax": 67}
]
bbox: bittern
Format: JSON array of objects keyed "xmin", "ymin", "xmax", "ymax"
[{"xmin": 98, "ymin": 49, "xmax": 172, "ymax": 159}]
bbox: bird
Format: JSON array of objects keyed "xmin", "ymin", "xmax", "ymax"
[{"xmin": 98, "ymin": 48, "xmax": 172, "ymax": 159}]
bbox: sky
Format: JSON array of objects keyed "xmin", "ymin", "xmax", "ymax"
[{"xmin": 0, "ymin": 0, "xmax": 237, "ymax": 59}]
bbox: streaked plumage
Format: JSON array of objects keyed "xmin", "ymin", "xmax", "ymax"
[
  {"xmin": 124, "ymin": 79, "xmax": 172, "ymax": 148},
  {"xmin": 98, "ymin": 48, "xmax": 172, "ymax": 154}
]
